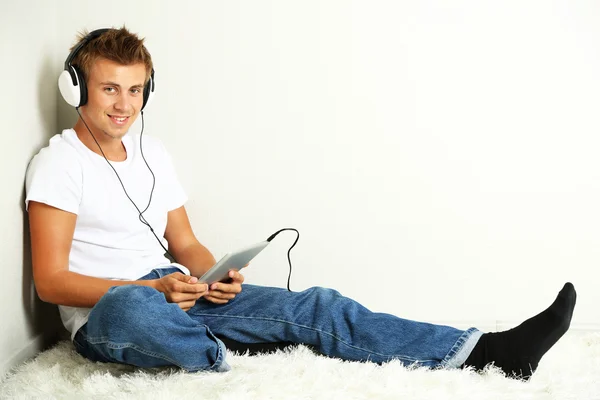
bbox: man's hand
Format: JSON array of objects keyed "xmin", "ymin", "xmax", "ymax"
[
  {"xmin": 204, "ymin": 270, "xmax": 244, "ymax": 304},
  {"xmin": 153, "ymin": 272, "xmax": 209, "ymax": 312}
]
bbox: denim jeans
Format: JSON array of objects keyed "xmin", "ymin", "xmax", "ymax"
[{"xmin": 73, "ymin": 267, "xmax": 483, "ymax": 372}]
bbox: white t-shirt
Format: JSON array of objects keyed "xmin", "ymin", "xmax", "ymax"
[{"xmin": 25, "ymin": 128, "xmax": 189, "ymax": 339}]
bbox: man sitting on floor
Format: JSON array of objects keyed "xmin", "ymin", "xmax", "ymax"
[{"xmin": 25, "ymin": 26, "xmax": 577, "ymax": 379}]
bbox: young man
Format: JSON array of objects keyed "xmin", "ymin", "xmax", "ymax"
[{"xmin": 26, "ymin": 27, "xmax": 577, "ymax": 379}]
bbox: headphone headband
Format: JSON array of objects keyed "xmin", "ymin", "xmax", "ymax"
[{"xmin": 64, "ymin": 28, "xmax": 111, "ymax": 73}]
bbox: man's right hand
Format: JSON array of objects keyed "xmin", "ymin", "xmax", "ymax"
[{"xmin": 153, "ymin": 272, "xmax": 209, "ymax": 312}]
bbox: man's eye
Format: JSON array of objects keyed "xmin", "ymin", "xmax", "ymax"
[
  {"xmin": 104, "ymin": 87, "xmax": 116, "ymax": 93},
  {"xmin": 131, "ymin": 88, "xmax": 141, "ymax": 94}
]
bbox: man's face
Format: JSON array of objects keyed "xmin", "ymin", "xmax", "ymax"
[{"xmin": 80, "ymin": 58, "xmax": 147, "ymax": 140}]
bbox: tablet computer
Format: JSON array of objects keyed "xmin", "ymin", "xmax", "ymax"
[{"xmin": 198, "ymin": 240, "xmax": 270, "ymax": 285}]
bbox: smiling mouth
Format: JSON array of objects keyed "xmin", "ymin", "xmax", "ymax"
[{"xmin": 108, "ymin": 114, "xmax": 130, "ymax": 125}]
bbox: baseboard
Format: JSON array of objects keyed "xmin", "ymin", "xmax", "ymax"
[
  {"xmin": 1, "ymin": 334, "xmax": 45, "ymax": 378},
  {"xmin": 427, "ymin": 321, "xmax": 600, "ymax": 333},
  {"xmin": 0, "ymin": 329, "xmax": 66, "ymax": 379},
  {"xmin": 497, "ymin": 321, "xmax": 600, "ymax": 333},
  {"xmin": 570, "ymin": 322, "xmax": 600, "ymax": 332}
]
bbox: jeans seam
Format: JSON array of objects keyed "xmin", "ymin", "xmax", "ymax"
[
  {"xmin": 80, "ymin": 330, "xmax": 225, "ymax": 372},
  {"xmin": 192, "ymin": 313, "xmax": 433, "ymax": 364}
]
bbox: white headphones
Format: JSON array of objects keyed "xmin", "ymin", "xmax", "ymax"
[{"xmin": 58, "ymin": 28, "xmax": 155, "ymax": 109}]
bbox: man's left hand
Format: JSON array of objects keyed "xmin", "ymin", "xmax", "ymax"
[{"xmin": 204, "ymin": 270, "xmax": 244, "ymax": 304}]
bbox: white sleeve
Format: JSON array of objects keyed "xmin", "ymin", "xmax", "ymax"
[
  {"xmin": 157, "ymin": 140, "xmax": 188, "ymax": 211},
  {"xmin": 25, "ymin": 147, "xmax": 82, "ymax": 214}
]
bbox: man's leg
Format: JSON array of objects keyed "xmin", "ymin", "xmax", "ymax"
[
  {"xmin": 188, "ymin": 285, "xmax": 482, "ymax": 369},
  {"xmin": 73, "ymin": 270, "xmax": 230, "ymax": 372},
  {"xmin": 189, "ymin": 282, "xmax": 576, "ymax": 379}
]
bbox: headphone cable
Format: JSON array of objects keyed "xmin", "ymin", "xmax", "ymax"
[
  {"xmin": 74, "ymin": 109, "xmax": 300, "ymax": 291},
  {"xmin": 75, "ymin": 108, "xmax": 175, "ymax": 260},
  {"xmin": 266, "ymin": 228, "xmax": 299, "ymax": 292}
]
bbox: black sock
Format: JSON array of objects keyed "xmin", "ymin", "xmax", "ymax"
[{"xmin": 462, "ymin": 282, "xmax": 577, "ymax": 380}]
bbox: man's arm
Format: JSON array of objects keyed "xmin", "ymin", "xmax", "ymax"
[
  {"xmin": 29, "ymin": 201, "xmax": 207, "ymax": 309},
  {"xmin": 164, "ymin": 206, "xmax": 217, "ymax": 277},
  {"xmin": 28, "ymin": 201, "xmax": 157, "ymax": 307}
]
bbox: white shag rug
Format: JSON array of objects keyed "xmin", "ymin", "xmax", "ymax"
[{"xmin": 2, "ymin": 331, "xmax": 600, "ymax": 400}]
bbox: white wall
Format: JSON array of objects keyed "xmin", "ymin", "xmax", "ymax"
[
  {"xmin": 151, "ymin": 0, "xmax": 600, "ymax": 329},
  {"xmin": 0, "ymin": 1, "xmax": 64, "ymax": 376},
  {"xmin": 3, "ymin": 0, "xmax": 600, "ymax": 375}
]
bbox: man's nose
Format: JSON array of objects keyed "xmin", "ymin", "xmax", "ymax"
[{"xmin": 113, "ymin": 92, "xmax": 132, "ymax": 111}]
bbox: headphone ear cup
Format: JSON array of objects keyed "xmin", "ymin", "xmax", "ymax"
[
  {"xmin": 58, "ymin": 66, "xmax": 82, "ymax": 107},
  {"xmin": 141, "ymin": 71, "xmax": 155, "ymax": 111},
  {"xmin": 73, "ymin": 65, "xmax": 88, "ymax": 107}
]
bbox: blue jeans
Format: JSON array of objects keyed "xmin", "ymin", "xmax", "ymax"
[{"xmin": 73, "ymin": 267, "xmax": 482, "ymax": 372}]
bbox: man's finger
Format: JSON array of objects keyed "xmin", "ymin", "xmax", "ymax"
[
  {"xmin": 168, "ymin": 272, "xmax": 186, "ymax": 280},
  {"xmin": 207, "ymin": 290, "xmax": 237, "ymax": 300},
  {"xmin": 173, "ymin": 280, "xmax": 208, "ymax": 294},
  {"xmin": 168, "ymin": 272, "xmax": 206, "ymax": 289},
  {"xmin": 177, "ymin": 299, "xmax": 197, "ymax": 310},
  {"xmin": 228, "ymin": 270, "xmax": 245, "ymax": 283},
  {"xmin": 204, "ymin": 295, "xmax": 229, "ymax": 304},
  {"xmin": 171, "ymin": 291, "xmax": 205, "ymax": 303},
  {"xmin": 209, "ymin": 282, "xmax": 242, "ymax": 293}
]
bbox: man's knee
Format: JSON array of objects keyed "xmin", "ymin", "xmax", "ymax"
[
  {"xmin": 91, "ymin": 285, "xmax": 164, "ymax": 330},
  {"xmin": 306, "ymin": 286, "xmax": 343, "ymax": 304},
  {"xmin": 103, "ymin": 284, "xmax": 161, "ymax": 307}
]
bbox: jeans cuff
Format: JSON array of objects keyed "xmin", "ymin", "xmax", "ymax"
[
  {"xmin": 212, "ymin": 338, "xmax": 231, "ymax": 372},
  {"xmin": 440, "ymin": 327, "xmax": 484, "ymax": 369}
]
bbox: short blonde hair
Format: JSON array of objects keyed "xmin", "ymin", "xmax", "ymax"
[{"xmin": 70, "ymin": 26, "xmax": 153, "ymax": 84}]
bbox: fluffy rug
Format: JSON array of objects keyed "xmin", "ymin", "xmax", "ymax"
[{"xmin": 1, "ymin": 331, "xmax": 599, "ymax": 400}]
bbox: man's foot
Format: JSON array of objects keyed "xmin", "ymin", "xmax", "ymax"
[{"xmin": 462, "ymin": 282, "xmax": 577, "ymax": 380}]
